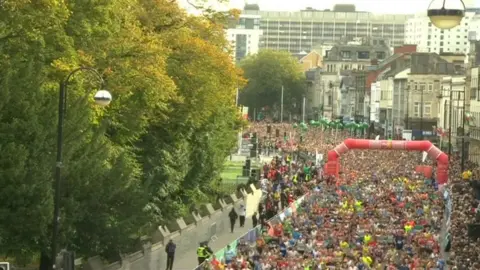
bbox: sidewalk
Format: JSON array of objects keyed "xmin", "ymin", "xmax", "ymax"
[{"xmin": 174, "ymin": 223, "xmax": 253, "ymax": 269}]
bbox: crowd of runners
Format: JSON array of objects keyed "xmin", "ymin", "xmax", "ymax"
[{"xmin": 201, "ymin": 122, "xmax": 480, "ymax": 269}]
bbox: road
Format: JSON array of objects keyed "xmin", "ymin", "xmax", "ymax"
[{"xmin": 174, "ymin": 222, "xmax": 253, "ymax": 269}]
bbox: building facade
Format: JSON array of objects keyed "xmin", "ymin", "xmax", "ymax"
[
  {"xmin": 319, "ymin": 38, "xmax": 391, "ymax": 119},
  {"xmin": 405, "ymin": 11, "xmax": 480, "ymax": 54},
  {"xmin": 392, "ymin": 68, "xmax": 410, "ymax": 133},
  {"xmin": 242, "ymin": 5, "xmax": 410, "ymax": 54},
  {"xmin": 226, "ymin": 14, "xmax": 263, "ymax": 62}
]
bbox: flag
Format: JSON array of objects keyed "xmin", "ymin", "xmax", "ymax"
[
  {"xmin": 290, "ymin": 202, "xmax": 297, "ymax": 215},
  {"xmin": 422, "ymin": 151, "xmax": 428, "ymax": 162}
]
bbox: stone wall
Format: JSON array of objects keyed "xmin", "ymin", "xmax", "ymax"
[{"xmin": 81, "ymin": 184, "xmax": 263, "ymax": 270}]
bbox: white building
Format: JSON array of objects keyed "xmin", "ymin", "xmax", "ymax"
[
  {"xmin": 438, "ymin": 76, "xmax": 466, "ymax": 147},
  {"xmin": 370, "ymin": 81, "xmax": 381, "ymax": 123},
  {"xmin": 405, "ymin": 11, "xmax": 480, "ymax": 54},
  {"xmin": 226, "ymin": 14, "xmax": 263, "ymax": 62}
]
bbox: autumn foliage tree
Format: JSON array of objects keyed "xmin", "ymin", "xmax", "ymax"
[{"xmin": 0, "ymin": 0, "xmax": 244, "ymax": 266}]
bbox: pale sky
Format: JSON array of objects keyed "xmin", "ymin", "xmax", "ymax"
[{"xmin": 179, "ymin": 0, "xmax": 479, "ymax": 14}]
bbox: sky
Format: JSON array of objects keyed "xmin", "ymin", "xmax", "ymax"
[{"xmin": 179, "ymin": 0, "xmax": 479, "ymax": 14}]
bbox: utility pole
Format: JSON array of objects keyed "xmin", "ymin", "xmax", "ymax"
[
  {"xmin": 420, "ymin": 86, "xmax": 424, "ymax": 140},
  {"xmin": 406, "ymin": 86, "xmax": 410, "ymax": 129},
  {"xmin": 461, "ymin": 87, "xmax": 466, "ymax": 171},
  {"xmin": 280, "ymin": 85, "xmax": 284, "ymax": 123},
  {"xmin": 448, "ymin": 87, "xmax": 453, "ymax": 160},
  {"xmin": 302, "ymin": 95, "xmax": 306, "ymax": 123}
]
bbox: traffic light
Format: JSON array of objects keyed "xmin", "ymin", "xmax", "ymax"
[
  {"xmin": 242, "ymin": 166, "xmax": 249, "ymax": 177},
  {"xmin": 251, "ymin": 169, "xmax": 260, "ymax": 181}
]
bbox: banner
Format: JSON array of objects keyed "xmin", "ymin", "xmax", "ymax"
[{"xmin": 241, "ymin": 106, "xmax": 249, "ymax": 120}]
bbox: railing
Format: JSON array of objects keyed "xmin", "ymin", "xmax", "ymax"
[{"xmin": 195, "ymin": 226, "xmax": 260, "ymax": 270}]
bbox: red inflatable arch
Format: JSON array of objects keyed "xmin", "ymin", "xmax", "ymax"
[{"xmin": 325, "ymin": 139, "xmax": 449, "ymax": 187}]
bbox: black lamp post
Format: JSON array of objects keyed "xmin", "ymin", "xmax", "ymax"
[
  {"xmin": 448, "ymin": 88, "xmax": 453, "ymax": 161},
  {"xmin": 50, "ymin": 67, "xmax": 112, "ymax": 270},
  {"xmin": 461, "ymin": 86, "xmax": 467, "ymax": 172}
]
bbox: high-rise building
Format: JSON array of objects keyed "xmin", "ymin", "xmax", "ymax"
[
  {"xmin": 242, "ymin": 4, "xmax": 411, "ymax": 54},
  {"xmin": 405, "ymin": 10, "xmax": 480, "ymax": 54},
  {"xmin": 226, "ymin": 13, "xmax": 263, "ymax": 62}
]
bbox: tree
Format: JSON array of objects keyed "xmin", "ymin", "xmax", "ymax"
[
  {"xmin": 135, "ymin": 0, "xmax": 245, "ymax": 221},
  {"xmin": 239, "ymin": 50, "xmax": 307, "ymax": 118},
  {"xmin": 0, "ymin": 0, "xmax": 245, "ymax": 266}
]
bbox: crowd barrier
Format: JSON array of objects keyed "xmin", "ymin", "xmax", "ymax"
[{"xmin": 196, "ymin": 192, "xmax": 309, "ymax": 269}]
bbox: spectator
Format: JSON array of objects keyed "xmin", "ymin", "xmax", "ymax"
[
  {"xmin": 229, "ymin": 208, "xmax": 238, "ymax": 233},
  {"xmin": 164, "ymin": 239, "xmax": 175, "ymax": 270}
]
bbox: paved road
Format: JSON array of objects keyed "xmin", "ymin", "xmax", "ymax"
[{"xmin": 174, "ymin": 222, "xmax": 253, "ymax": 269}]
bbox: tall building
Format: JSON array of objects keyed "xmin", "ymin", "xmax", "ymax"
[
  {"xmin": 405, "ymin": 10, "xmax": 480, "ymax": 54},
  {"xmin": 226, "ymin": 13, "xmax": 263, "ymax": 62},
  {"xmin": 242, "ymin": 5, "xmax": 410, "ymax": 54}
]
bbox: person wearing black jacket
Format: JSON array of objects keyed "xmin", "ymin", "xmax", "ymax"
[
  {"xmin": 165, "ymin": 239, "xmax": 176, "ymax": 270},
  {"xmin": 229, "ymin": 208, "xmax": 238, "ymax": 233},
  {"xmin": 252, "ymin": 212, "xmax": 258, "ymax": 228}
]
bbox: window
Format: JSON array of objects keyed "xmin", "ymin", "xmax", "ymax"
[
  {"xmin": 376, "ymin": 51, "xmax": 386, "ymax": 59},
  {"xmin": 419, "ymin": 83, "xmax": 426, "ymax": 91},
  {"xmin": 357, "ymin": 51, "xmax": 370, "ymax": 59},
  {"xmin": 341, "ymin": 51, "xmax": 351, "ymax": 59},
  {"xmin": 414, "ymin": 102, "xmax": 420, "ymax": 117},
  {"xmin": 424, "ymin": 102, "xmax": 432, "ymax": 117},
  {"xmin": 428, "ymin": 83, "xmax": 433, "ymax": 91}
]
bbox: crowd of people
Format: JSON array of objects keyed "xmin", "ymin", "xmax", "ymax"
[{"xmin": 199, "ymin": 122, "xmax": 480, "ymax": 269}]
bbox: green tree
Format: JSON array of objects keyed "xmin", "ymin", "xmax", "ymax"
[
  {"xmin": 0, "ymin": 0, "xmax": 245, "ymax": 266},
  {"xmin": 0, "ymin": 0, "xmax": 73, "ymax": 264},
  {"xmin": 239, "ymin": 50, "xmax": 307, "ymax": 118}
]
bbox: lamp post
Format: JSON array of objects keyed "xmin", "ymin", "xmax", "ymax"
[
  {"xmin": 428, "ymin": 0, "xmax": 466, "ymax": 29},
  {"xmin": 420, "ymin": 85, "xmax": 424, "ymax": 140},
  {"xmin": 461, "ymin": 86, "xmax": 466, "ymax": 171},
  {"xmin": 448, "ymin": 88, "xmax": 453, "ymax": 160},
  {"xmin": 50, "ymin": 67, "xmax": 112, "ymax": 270}
]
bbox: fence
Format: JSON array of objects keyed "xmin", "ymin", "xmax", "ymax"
[{"xmin": 195, "ymin": 192, "xmax": 310, "ymax": 270}]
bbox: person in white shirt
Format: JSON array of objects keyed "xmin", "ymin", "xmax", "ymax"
[{"xmin": 238, "ymin": 204, "xmax": 246, "ymax": 227}]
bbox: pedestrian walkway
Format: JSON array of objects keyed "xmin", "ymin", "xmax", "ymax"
[{"xmin": 174, "ymin": 223, "xmax": 252, "ymax": 269}]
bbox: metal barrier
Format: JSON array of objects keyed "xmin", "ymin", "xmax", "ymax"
[{"xmin": 193, "ymin": 191, "xmax": 312, "ymax": 270}]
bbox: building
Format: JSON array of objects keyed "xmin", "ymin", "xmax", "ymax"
[
  {"xmin": 335, "ymin": 45, "xmax": 417, "ymax": 124},
  {"xmin": 404, "ymin": 54, "xmax": 458, "ymax": 138},
  {"xmin": 242, "ymin": 4, "xmax": 410, "ymax": 54},
  {"xmin": 392, "ymin": 68, "xmax": 410, "ymax": 134},
  {"xmin": 404, "ymin": 9, "xmax": 480, "ymax": 54},
  {"xmin": 293, "ymin": 51, "xmax": 324, "ymax": 119},
  {"xmin": 319, "ymin": 38, "xmax": 392, "ymax": 119},
  {"xmin": 294, "ymin": 50, "xmax": 323, "ymax": 71},
  {"xmin": 468, "ymin": 40, "xmax": 480, "ymax": 163},
  {"xmin": 226, "ymin": 14, "xmax": 263, "ymax": 62}
]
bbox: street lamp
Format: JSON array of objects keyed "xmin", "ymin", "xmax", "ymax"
[
  {"xmin": 428, "ymin": 0, "xmax": 466, "ymax": 29},
  {"xmin": 50, "ymin": 67, "xmax": 112, "ymax": 270}
]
